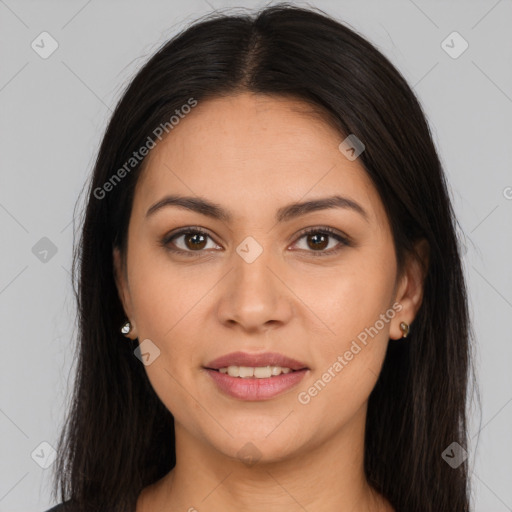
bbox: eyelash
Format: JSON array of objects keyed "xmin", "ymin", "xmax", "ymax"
[{"xmin": 160, "ymin": 225, "xmax": 351, "ymax": 258}]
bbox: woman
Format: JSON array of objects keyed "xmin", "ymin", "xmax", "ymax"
[{"xmin": 47, "ymin": 3, "xmax": 475, "ymax": 511}]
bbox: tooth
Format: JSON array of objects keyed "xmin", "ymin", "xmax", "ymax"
[
  {"xmin": 218, "ymin": 365, "xmax": 295, "ymax": 377},
  {"xmin": 238, "ymin": 366, "xmax": 254, "ymax": 378},
  {"xmin": 227, "ymin": 366, "xmax": 240, "ymax": 377},
  {"xmin": 254, "ymin": 366, "xmax": 272, "ymax": 378}
]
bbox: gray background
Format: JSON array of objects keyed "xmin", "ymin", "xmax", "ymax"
[{"xmin": 1, "ymin": 0, "xmax": 511, "ymax": 511}]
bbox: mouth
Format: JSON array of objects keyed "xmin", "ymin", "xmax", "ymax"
[{"xmin": 202, "ymin": 351, "xmax": 310, "ymax": 400}]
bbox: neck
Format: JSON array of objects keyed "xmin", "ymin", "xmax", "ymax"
[{"xmin": 137, "ymin": 403, "xmax": 393, "ymax": 512}]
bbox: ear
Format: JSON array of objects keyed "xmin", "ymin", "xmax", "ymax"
[
  {"xmin": 113, "ymin": 246, "xmax": 137, "ymax": 339},
  {"xmin": 390, "ymin": 238, "xmax": 429, "ymax": 340}
]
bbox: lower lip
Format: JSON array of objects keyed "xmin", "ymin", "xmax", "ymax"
[{"xmin": 204, "ymin": 368, "xmax": 308, "ymax": 400}]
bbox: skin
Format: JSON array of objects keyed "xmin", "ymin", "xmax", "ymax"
[{"xmin": 113, "ymin": 92, "xmax": 428, "ymax": 512}]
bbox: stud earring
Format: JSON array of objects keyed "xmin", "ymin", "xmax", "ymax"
[
  {"xmin": 121, "ymin": 321, "xmax": 132, "ymax": 336},
  {"xmin": 399, "ymin": 321, "xmax": 410, "ymax": 338}
]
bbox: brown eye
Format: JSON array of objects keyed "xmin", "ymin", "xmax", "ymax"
[
  {"xmin": 183, "ymin": 232, "xmax": 207, "ymax": 250},
  {"xmin": 305, "ymin": 232, "xmax": 329, "ymax": 251},
  {"xmin": 161, "ymin": 225, "xmax": 350, "ymax": 258},
  {"xmin": 292, "ymin": 227, "xmax": 350, "ymax": 256},
  {"xmin": 161, "ymin": 228, "xmax": 220, "ymax": 255}
]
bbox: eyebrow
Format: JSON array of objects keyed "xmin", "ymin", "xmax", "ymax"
[{"xmin": 145, "ymin": 194, "xmax": 369, "ymax": 224}]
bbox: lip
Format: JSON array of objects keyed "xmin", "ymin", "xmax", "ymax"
[
  {"xmin": 204, "ymin": 367, "xmax": 309, "ymax": 401},
  {"xmin": 204, "ymin": 351, "xmax": 309, "ymax": 371}
]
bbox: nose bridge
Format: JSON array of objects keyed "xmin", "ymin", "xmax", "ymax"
[
  {"xmin": 234, "ymin": 234, "xmax": 277, "ymax": 304},
  {"xmin": 216, "ymin": 234, "xmax": 292, "ymax": 329},
  {"xmin": 237, "ymin": 238, "xmax": 273, "ymax": 288}
]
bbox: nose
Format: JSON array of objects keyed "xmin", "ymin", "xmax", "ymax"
[{"xmin": 215, "ymin": 242, "xmax": 294, "ymax": 333}]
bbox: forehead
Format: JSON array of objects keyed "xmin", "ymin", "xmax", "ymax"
[{"xmin": 133, "ymin": 93, "xmax": 387, "ymax": 230}]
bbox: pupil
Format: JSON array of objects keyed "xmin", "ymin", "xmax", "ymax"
[
  {"xmin": 309, "ymin": 233, "xmax": 328, "ymax": 250},
  {"xmin": 187, "ymin": 233, "xmax": 206, "ymax": 250}
]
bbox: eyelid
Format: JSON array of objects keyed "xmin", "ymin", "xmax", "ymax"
[
  {"xmin": 160, "ymin": 225, "xmax": 221, "ymax": 254},
  {"xmin": 289, "ymin": 226, "xmax": 351, "ymax": 255},
  {"xmin": 292, "ymin": 225, "xmax": 350, "ymax": 244}
]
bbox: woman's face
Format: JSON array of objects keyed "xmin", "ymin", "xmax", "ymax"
[{"xmin": 114, "ymin": 92, "xmax": 421, "ymax": 465}]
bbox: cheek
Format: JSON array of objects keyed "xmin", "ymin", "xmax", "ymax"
[
  {"xmin": 292, "ymin": 254, "xmax": 395, "ymax": 404},
  {"xmin": 293, "ymin": 254, "xmax": 395, "ymax": 346},
  {"xmin": 126, "ymin": 257, "xmax": 206, "ymax": 418},
  {"xmin": 127, "ymin": 244, "xmax": 208, "ymax": 340}
]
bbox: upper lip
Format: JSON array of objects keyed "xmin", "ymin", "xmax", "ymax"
[{"xmin": 204, "ymin": 351, "xmax": 308, "ymax": 371}]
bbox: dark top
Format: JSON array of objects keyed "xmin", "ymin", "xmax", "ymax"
[
  {"xmin": 44, "ymin": 502, "xmax": 104, "ymax": 512},
  {"xmin": 44, "ymin": 503, "xmax": 76, "ymax": 512},
  {"xmin": 44, "ymin": 499, "xmax": 138, "ymax": 511},
  {"xmin": 43, "ymin": 501, "xmax": 132, "ymax": 512}
]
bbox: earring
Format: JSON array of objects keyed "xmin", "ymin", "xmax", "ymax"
[
  {"xmin": 399, "ymin": 321, "xmax": 409, "ymax": 338},
  {"xmin": 121, "ymin": 321, "xmax": 132, "ymax": 336}
]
